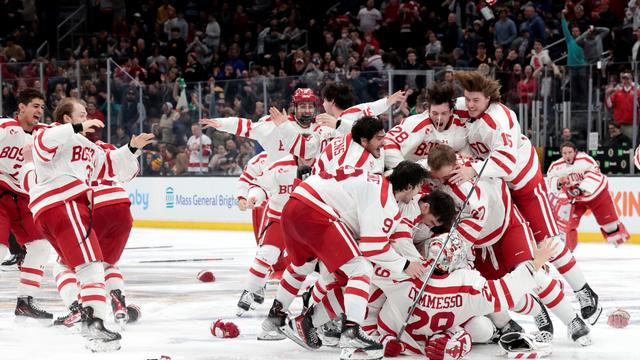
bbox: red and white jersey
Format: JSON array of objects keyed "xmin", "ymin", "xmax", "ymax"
[
  {"xmin": 247, "ymin": 155, "xmax": 299, "ymax": 220},
  {"xmin": 282, "ymin": 98, "xmax": 391, "ymax": 160},
  {"xmin": 635, "ymin": 146, "xmax": 640, "ymax": 169},
  {"xmin": 454, "ymin": 98, "xmax": 540, "ymax": 191},
  {"xmin": 186, "ymin": 134, "xmax": 212, "ymax": 172},
  {"xmin": 546, "ymin": 152, "xmax": 607, "ymax": 202},
  {"xmin": 91, "ymin": 141, "xmax": 131, "ymax": 210},
  {"xmin": 314, "ymin": 133, "xmax": 384, "ymax": 175},
  {"xmin": 216, "ymin": 115, "xmax": 315, "ymax": 165},
  {"xmin": 236, "ymin": 151, "xmax": 268, "ymax": 201},
  {"xmin": 390, "ymin": 195, "xmax": 431, "ymax": 262},
  {"xmin": 0, "ymin": 118, "xmax": 29, "ymax": 195},
  {"xmin": 291, "ymin": 167, "xmax": 407, "ymax": 275},
  {"xmin": 29, "ymin": 123, "xmax": 140, "ymax": 219},
  {"xmin": 384, "ymin": 112, "xmax": 469, "ymax": 169},
  {"xmin": 375, "ymin": 263, "xmax": 539, "ymax": 355}
]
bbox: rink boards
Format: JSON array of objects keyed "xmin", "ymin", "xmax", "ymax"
[{"xmin": 123, "ymin": 176, "xmax": 640, "ymax": 244}]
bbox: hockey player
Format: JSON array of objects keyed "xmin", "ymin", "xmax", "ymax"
[
  {"xmin": 237, "ymin": 151, "xmax": 268, "ymax": 245},
  {"xmin": 29, "ymin": 97, "xmax": 153, "ymax": 351},
  {"xmin": 314, "ymin": 116, "xmax": 386, "ymax": 175},
  {"xmin": 261, "ymin": 161, "xmax": 429, "ymax": 360},
  {"xmin": 236, "ymin": 154, "xmax": 314, "ymax": 316},
  {"xmin": 53, "ymin": 140, "xmax": 141, "ymax": 329},
  {"xmin": 428, "ymin": 145, "xmax": 591, "ymax": 345},
  {"xmin": 547, "ymin": 142, "xmax": 629, "ymax": 250},
  {"xmin": 0, "ymin": 89, "xmax": 54, "ymax": 320},
  {"xmin": 450, "ymin": 71, "xmax": 602, "ymax": 326},
  {"xmin": 275, "ymin": 84, "xmax": 408, "ymax": 160},
  {"xmin": 200, "ymin": 88, "xmax": 320, "ymax": 165},
  {"xmin": 384, "ymin": 82, "xmax": 469, "ymax": 169}
]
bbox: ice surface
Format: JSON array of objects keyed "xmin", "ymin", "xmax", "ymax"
[{"xmin": 1, "ymin": 228, "xmax": 639, "ymax": 360}]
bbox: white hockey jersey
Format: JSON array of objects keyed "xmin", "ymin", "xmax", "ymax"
[
  {"xmin": 186, "ymin": 133, "xmax": 212, "ymax": 172},
  {"xmin": 280, "ymin": 98, "xmax": 391, "ymax": 160},
  {"xmin": 247, "ymin": 155, "xmax": 299, "ymax": 220},
  {"xmin": 29, "ymin": 123, "xmax": 140, "ymax": 219},
  {"xmin": 91, "ymin": 141, "xmax": 131, "ymax": 209},
  {"xmin": 0, "ymin": 118, "xmax": 30, "ymax": 195},
  {"xmin": 215, "ymin": 115, "xmax": 314, "ymax": 165},
  {"xmin": 291, "ymin": 167, "xmax": 407, "ymax": 275},
  {"xmin": 384, "ymin": 112, "xmax": 469, "ymax": 169},
  {"xmin": 376, "ymin": 263, "xmax": 540, "ymax": 355},
  {"xmin": 454, "ymin": 98, "xmax": 540, "ymax": 191},
  {"xmin": 236, "ymin": 151, "xmax": 268, "ymax": 201},
  {"xmin": 546, "ymin": 152, "xmax": 607, "ymax": 202},
  {"xmin": 314, "ymin": 133, "xmax": 384, "ymax": 175}
]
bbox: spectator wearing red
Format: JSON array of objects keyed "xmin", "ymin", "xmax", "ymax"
[
  {"xmin": 606, "ymin": 71, "xmax": 640, "ymax": 139},
  {"xmin": 357, "ymin": 32, "xmax": 380, "ymax": 56},
  {"xmin": 517, "ymin": 65, "xmax": 538, "ymax": 105}
]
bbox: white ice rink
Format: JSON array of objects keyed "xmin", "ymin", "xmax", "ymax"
[{"xmin": 1, "ymin": 228, "xmax": 639, "ymax": 360}]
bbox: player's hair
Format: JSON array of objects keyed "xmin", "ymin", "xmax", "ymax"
[
  {"xmin": 388, "ymin": 160, "xmax": 428, "ymax": 192},
  {"xmin": 560, "ymin": 142, "xmax": 577, "ymax": 152},
  {"xmin": 420, "ymin": 190, "xmax": 457, "ymax": 230},
  {"xmin": 454, "ymin": 71, "xmax": 501, "ymax": 102},
  {"xmin": 351, "ymin": 116, "xmax": 384, "ymax": 145},
  {"xmin": 53, "ymin": 98, "xmax": 86, "ymax": 123},
  {"xmin": 17, "ymin": 88, "xmax": 45, "ymax": 106},
  {"xmin": 322, "ymin": 83, "xmax": 355, "ymax": 111},
  {"xmin": 426, "ymin": 82, "xmax": 455, "ymax": 109},
  {"xmin": 427, "ymin": 145, "xmax": 457, "ymax": 171}
]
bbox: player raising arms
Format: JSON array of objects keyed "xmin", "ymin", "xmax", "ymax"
[
  {"xmin": 547, "ymin": 142, "xmax": 629, "ymax": 250},
  {"xmin": 29, "ymin": 97, "xmax": 153, "ymax": 351},
  {"xmin": 0, "ymin": 89, "xmax": 53, "ymax": 320},
  {"xmin": 450, "ymin": 71, "xmax": 602, "ymax": 326}
]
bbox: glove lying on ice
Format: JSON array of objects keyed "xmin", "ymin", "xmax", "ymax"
[{"xmin": 425, "ymin": 330, "xmax": 472, "ymax": 360}]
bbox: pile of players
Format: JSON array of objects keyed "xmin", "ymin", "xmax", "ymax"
[
  {"xmin": 203, "ymin": 70, "xmax": 632, "ymax": 360},
  {"xmin": 0, "ymin": 89, "xmax": 154, "ymax": 352}
]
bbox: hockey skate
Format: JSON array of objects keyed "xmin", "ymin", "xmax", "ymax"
[
  {"xmin": 532, "ymin": 297, "xmax": 554, "ymax": 342},
  {"xmin": 110, "ymin": 290, "xmax": 129, "ymax": 329},
  {"xmin": 498, "ymin": 332, "xmax": 552, "ymax": 358},
  {"xmin": 15, "ymin": 296, "xmax": 53, "ymax": 321},
  {"xmin": 339, "ymin": 321, "xmax": 383, "ymax": 360},
  {"xmin": 575, "ymin": 283, "xmax": 602, "ymax": 325},
  {"xmin": 126, "ymin": 304, "xmax": 141, "ymax": 323},
  {"xmin": 567, "ymin": 315, "xmax": 592, "ymax": 346},
  {"xmin": 252, "ymin": 285, "xmax": 266, "ymax": 308},
  {"xmin": 83, "ymin": 306, "xmax": 122, "ymax": 352},
  {"xmin": 281, "ymin": 305, "xmax": 322, "ymax": 350},
  {"xmin": 53, "ymin": 301, "xmax": 83, "ymax": 328},
  {"xmin": 319, "ymin": 315, "xmax": 343, "ymax": 347},
  {"xmin": 2, "ymin": 250, "xmax": 25, "ymax": 267},
  {"xmin": 257, "ymin": 299, "xmax": 286, "ymax": 341}
]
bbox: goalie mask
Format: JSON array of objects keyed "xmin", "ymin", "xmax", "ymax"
[
  {"xmin": 292, "ymin": 88, "xmax": 318, "ymax": 127},
  {"xmin": 424, "ymin": 232, "xmax": 468, "ymax": 273}
]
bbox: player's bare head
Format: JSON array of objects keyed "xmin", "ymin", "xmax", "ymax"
[
  {"xmin": 321, "ymin": 83, "xmax": 355, "ymax": 115},
  {"xmin": 419, "ymin": 189, "xmax": 456, "ymax": 229},
  {"xmin": 54, "ymin": 98, "xmax": 87, "ymax": 125},
  {"xmin": 17, "ymin": 88, "xmax": 46, "ymax": 127},
  {"xmin": 560, "ymin": 142, "xmax": 578, "ymax": 163},
  {"xmin": 426, "ymin": 82, "xmax": 455, "ymax": 131},
  {"xmin": 352, "ymin": 116, "xmax": 385, "ymax": 159},
  {"xmin": 292, "ymin": 87, "xmax": 317, "ymax": 127},
  {"xmin": 389, "ymin": 160, "xmax": 428, "ymax": 203},
  {"xmin": 427, "ymin": 145, "xmax": 457, "ymax": 180},
  {"xmin": 455, "ymin": 71, "xmax": 500, "ymax": 117}
]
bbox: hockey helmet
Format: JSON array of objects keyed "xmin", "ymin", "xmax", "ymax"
[
  {"xmin": 424, "ymin": 232, "xmax": 468, "ymax": 273},
  {"xmin": 292, "ymin": 88, "xmax": 317, "ymax": 127}
]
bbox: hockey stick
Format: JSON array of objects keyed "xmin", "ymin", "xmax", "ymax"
[
  {"xmin": 138, "ymin": 257, "xmax": 233, "ymax": 263},
  {"xmin": 125, "ymin": 245, "xmax": 174, "ymax": 250},
  {"xmin": 397, "ymin": 151, "xmax": 493, "ymax": 339}
]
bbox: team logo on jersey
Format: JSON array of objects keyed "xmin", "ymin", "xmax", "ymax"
[
  {"xmin": 165, "ymin": 187, "xmax": 175, "ymax": 208},
  {"xmin": 9, "ymin": 129, "xmax": 17, "ymax": 135}
]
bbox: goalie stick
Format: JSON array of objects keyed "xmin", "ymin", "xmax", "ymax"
[{"xmin": 397, "ymin": 150, "xmax": 493, "ymax": 339}]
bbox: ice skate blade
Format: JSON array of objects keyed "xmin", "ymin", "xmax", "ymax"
[
  {"xmin": 257, "ymin": 330, "xmax": 286, "ymax": 341},
  {"xmin": 279, "ymin": 322, "xmax": 320, "ymax": 350},
  {"xmin": 85, "ymin": 338, "xmax": 121, "ymax": 352},
  {"xmin": 320, "ymin": 334, "xmax": 339, "ymax": 347},
  {"xmin": 115, "ymin": 318, "xmax": 127, "ymax": 331},
  {"xmin": 339, "ymin": 347, "xmax": 383, "ymax": 360},
  {"xmin": 236, "ymin": 307, "xmax": 247, "ymax": 317},
  {"xmin": 575, "ymin": 334, "xmax": 593, "ymax": 347},
  {"xmin": 585, "ymin": 305, "xmax": 602, "ymax": 325}
]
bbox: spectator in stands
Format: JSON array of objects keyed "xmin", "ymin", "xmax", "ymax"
[
  {"xmin": 561, "ymin": 9, "xmax": 588, "ymax": 103},
  {"xmin": 469, "ymin": 42, "xmax": 492, "ymax": 68},
  {"xmin": 208, "ymin": 145, "xmax": 228, "ymax": 174},
  {"xmin": 113, "ymin": 126, "xmax": 130, "ymax": 148},
  {"xmin": 3, "ymin": 37, "xmax": 26, "ymax": 62},
  {"xmin": 576, "ymin": 25, "xmax": 610, "ymax": 63},
  {"xmin": 166, "ymin": 27, "xmax": 187, "ymax": 67},
  {"xmin": 442, "ymin": 13, "xmax": 463, "ymax": 54},
  {"xmin": 186, "ymin": 123, "xmax": 212, "ymax": 174},
  {"xmin": 495, "ymin": 7, "xmax": 517, "ymax": 49},
  {"xmin": 603, "ymin": 121, "xmax": 633, "ymax": 149},
  {"xmin": 424, "ymin": 31, "xmax": 442, "ymax": 59},
  {"xmin": 632, "ymin": 28, "xmax": 640, "ymax": 62},
  {"xmin": 571, "ymin": 4, "xmax": 592, "ymax": 33},
  {"xmin": 530, "ymin": 39, "xmax": 552, "ymax": 72},
  {"xmin": 557, "ymin": 127, "xmax": 586, "ymax": 149},
  {"xmin": 524, "ymin": 5, "xmax": 547, "ymax": 43},
  {"xmin": 517, "ymin": 65, "xmax": 538, "ymax": 105},
  {"xmin": 159, "ymin": 102, "xmax": 179, "ymax": 145},
  {"xmin": 205, "ymin": 14, "xmax": 221, "ymax": 53},
  {"xmin": 357, "ymin": 0, "xmax": 382, "ymax": 33},
  {"xmin": 606, "ymin": 70, "xmax": 640, "ymax": 139}
]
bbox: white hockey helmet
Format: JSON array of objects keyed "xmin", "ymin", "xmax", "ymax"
[{"xmin": 424, "ymin": 232, "xmax": 469, "ymax": 273}]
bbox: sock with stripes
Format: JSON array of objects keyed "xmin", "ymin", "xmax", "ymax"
[
  {"xmin": 54, "ymin": 261, "xmax": 80, "ymax": 308},
  {"xmin": 75, "ymin": 262, "xmax": 107, "ymax": 320},
  {"xmin": 17, "ymin": 240, "xmax": 50, "ymax": 298}
]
